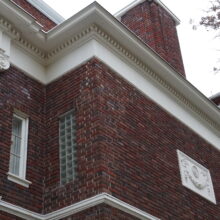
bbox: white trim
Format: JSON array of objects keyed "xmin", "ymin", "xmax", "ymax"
[
  {"xmin": 0, "ymin": 1, "xmax": 220, "ymax": 150},
  {"xmin": 104, "ymin": 194, "xmax": 160, "ymax": 220},
  {"xmin": 26, "ymin": 0, "xmax": 65, "ymax": 24},
  {"xmin": 114, "ymin": 0, "xmax": 180, "ymax": 25},
  {"xmin": 7, "ymin": 172, "xmax": 31, "ymax": 188},
  {"xmin": 8, "ymin": 113, "xmax": 30, "ymax": 187},
  {"xmin": 0, "ymin": 193, "xmax": 160, "ymax": 220},
  {"xmin": 11, "ymin": 37, "xmax": 219, "ymax": 150},
  {"xmin": 92, "ymin": 40, "xmax": 220, "ymax": 148},
  {"xmin": 45, "ymin": 38, "xmax": 96, "ymax": 83},
  {"xmin": 10, "ymin": 43, "xmax": 46, "ymax": 82}
]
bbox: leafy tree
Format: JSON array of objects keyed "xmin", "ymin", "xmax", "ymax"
[
  {"xmin": 200, "ymin": 0, "xmax": 220, "ymax": 30},
  {"xmin": 191, "ymin": 0, "xmax": 220, "ymax": 73}
]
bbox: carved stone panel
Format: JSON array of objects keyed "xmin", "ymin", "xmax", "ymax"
[
  {"xmin": 177, "ymin": 150, "xmax": 216, "ymax": 204},
  {"xmin": 0, "ymin": 49, "xmax": 10, "ymax": 72}
]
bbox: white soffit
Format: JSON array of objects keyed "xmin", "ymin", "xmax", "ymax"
[{"xmin": 114, "ymin": 0, "xmax": 180, "ymax": 25}]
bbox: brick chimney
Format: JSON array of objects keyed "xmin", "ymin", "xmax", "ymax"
[
  {"xmin": 116, "ymin": 0, "xmax": 185, "ymax": 76},
  {"xmin": 210, "ymin": 93, "xmax": 220, "ymax": 107},
  {"xmin": 11, "ymin": 0, "xmax": 63, "ymax": 31}
]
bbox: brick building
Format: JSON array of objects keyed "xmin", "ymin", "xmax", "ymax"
[{"xmin": 0, "ymin": 0, "xmax": 220, "ymax": 219}]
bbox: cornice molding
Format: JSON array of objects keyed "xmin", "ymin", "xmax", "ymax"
[
  {"xmin": 17, "ymin": 34, "xmax": 46, "ymax": 61},
  {"xmin": 41, "ymin": 21, "xmax": 220, "ymax": 132},
  {"xmin": 0, "ymin": 2, "xmax": 220, "ymax": 147},
  {"xmin": 46, "ymin": 24, "xmax": 95, "ymax": 61},
  {"xmin": 0, "ymin": 16, "xmax": 20, "ymax": 39},
  {"xmin": 0, "ymin": 16, "xmax": 46, "ymax": 61},
  {"xmin": 50, "ymin": 23, "xmax": 220, "ymax": 133},
  {"xmin": 0, "ymin": 193, "xmax": 159, "ymax": 220}
]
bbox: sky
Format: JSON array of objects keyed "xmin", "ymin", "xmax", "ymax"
[{"xmin": 43, "ymin": 0, "xmax": 220, "ymax": 97}]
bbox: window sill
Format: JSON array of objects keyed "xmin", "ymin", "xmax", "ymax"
[{"xmin": 7, "ymin": 172, "xmax": 32, "ymax": 188}]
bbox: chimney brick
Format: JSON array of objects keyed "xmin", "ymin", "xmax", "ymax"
[{"xmin": 121, "ymin": 0, "xmax": 185, "ymax": 76}]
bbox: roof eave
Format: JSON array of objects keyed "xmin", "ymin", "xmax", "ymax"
[{"xmin": 1, "ymin": 0, "xmax": 220, "ymax": 139}]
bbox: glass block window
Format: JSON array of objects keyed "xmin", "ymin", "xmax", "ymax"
[
  {"xmin": 59, "ymin": 111, "xmax": 77, "ymax": 185},
  {"xmin": 9, "ymin": 114, "xmax": 29, "ymax": 178}
]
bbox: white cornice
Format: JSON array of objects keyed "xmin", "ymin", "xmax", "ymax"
[
  {"xmin": 114, "ymin": 0, "xmax": 180, "ymax": 25},
  {"xmin": 0, "ymin": 193, "xmax": 159, "ymax": 220},
  {"xmin": 0, "ymin": 1, "xmax": 220, "ymax": 150}
]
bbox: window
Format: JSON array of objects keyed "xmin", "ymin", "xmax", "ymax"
[
  {"xmin": 7, "ymin": 113, "xmax": 31, "ymax": 187},
  {"xmin": 59, "ymin": 111, "xmax": 77, "ymax": 185}
]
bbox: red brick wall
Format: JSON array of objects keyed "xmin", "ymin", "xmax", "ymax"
[
  {"xmin": 121, "ymin": 1, "xmax": 185, "ymax": 76},
  {"xmin": 0, "ymin": 211, "xmax": 24, "ymax": 220},
  {"xmin": 43, "ymin": 60, "xmax": 105, "ymax": 213},
  {"xmin": 1, "ymin": 59, "xmax": 219, "ymax": 219},
  {"xmin": 43, "ymin": 59, "xmax": 220, "ymax": 218},
  {"xmin": 90, "ymin": 60, "xmax": 220, "ymax": 219},
  {"xmin": 0, "ymin": 66, "xmax": 45, "ymax": 213},
  {"xmin": 11, "ymin": 0, "xmax": 57, "ymax": 31},
  {"xmin": 211, "ymin": 94, "xmax": 220, "ymax": 106}
]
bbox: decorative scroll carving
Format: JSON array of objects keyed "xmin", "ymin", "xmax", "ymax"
[
  {"xmin": 0, "ymin": 49, "xmax": 10, "ymax": 72},
  {"xmin": 177, "ymin": 150, "xmax": 216, "ymax": 204}
]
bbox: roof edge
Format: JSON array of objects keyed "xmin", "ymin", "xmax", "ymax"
[
  {"xmin": 26, "ymin": 0, "xmax": 65, "ymax": 24},
  {"xmin": 209, "ymin": 92, "xmax": 220, "ymax": 100},
  {"xmin": 1, "ymin": 1, "xmax": 220, "ymax": 147},
  {"xmin": 114, "ymin": 0, "xmax": 180, "ymax": 25}
]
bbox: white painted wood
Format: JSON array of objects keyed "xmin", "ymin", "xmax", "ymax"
[
  {"xmin": 0, "ymin": 0, "xmax": 219, "ymax": 152},
  {"xmin": 0, "ymin": 193, "xmax": 159, "ymax": 220},
  {"xmin": 7, "ymin": 173, "xmax": 31, "ymax": 188},
  {"xmin": 7, "ymin": 113, "xmax": 31, "ymax": 188},
  {"xmin": 10, "ymin": 44, "xmax": 46, "ymax": 83},
  {"xmin": 6, "ymin": 36, "xmax": 220, "ymax": 151}
]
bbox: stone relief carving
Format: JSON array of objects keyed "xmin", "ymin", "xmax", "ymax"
[
  {"xmin": 177, "ymin": 150, "xmax": 216, "ymax": 204},
  {"xmin": 0, "ymin": 49, "xmax": 10, "ymax": 71}
]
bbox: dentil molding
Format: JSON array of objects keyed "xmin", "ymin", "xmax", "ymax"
[{"xmin": 0, "ymin": 2, "xmax": 220, "ymax": 150}]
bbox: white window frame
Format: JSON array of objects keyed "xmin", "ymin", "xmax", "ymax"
[{"xmin": 7, "ymin": 112, "xmax": 31, "ymax": 188}]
